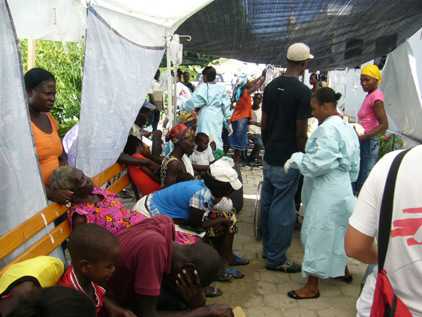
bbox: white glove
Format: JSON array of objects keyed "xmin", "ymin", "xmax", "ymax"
[
  {"xmin": 284, "ymin": 158, "xmax": 294, "ymax": 174},
  {"xmin": 227, "ymin": 123, "xmax": 234, "ymax": 136}
]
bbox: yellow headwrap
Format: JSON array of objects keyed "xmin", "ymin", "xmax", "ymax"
[
  {"xmin": 361, "ymin": 64, "xmax": 382, "ymax": 82},
  {"xmin": 0, "ymin": 256, "xmax": 64, "ymax": 294}
]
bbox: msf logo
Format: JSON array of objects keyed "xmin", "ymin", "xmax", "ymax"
[{"xmin": 392, "ymin": 207, "xmax": 422, "ymax": 246}]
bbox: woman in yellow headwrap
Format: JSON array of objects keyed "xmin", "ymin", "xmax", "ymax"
[{"xmin": 353, "ymin": 64, "xmax": 388, "ymax": 193}]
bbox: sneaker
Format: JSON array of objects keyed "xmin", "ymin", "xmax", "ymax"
[{"xmin": 266, "ymin": 260, "xmax": 302, "ymax": 273}]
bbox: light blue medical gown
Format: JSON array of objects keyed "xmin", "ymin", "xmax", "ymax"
[
  {"xmin": 182, "ymin": 83, "xmax": 232, "ymax": 150},
  {"xmin": 290, "ymin": 115, "xmax": 360, "ymax": 278}
]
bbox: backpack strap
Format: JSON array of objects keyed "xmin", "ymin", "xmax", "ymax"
[{"xmin": 378, "ymin": 149, "xmax": 411, "ymax": 271}]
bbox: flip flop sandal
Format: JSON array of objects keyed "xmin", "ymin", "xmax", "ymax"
[
  {"xmin": 225, "ymin": 268, "xmax": 245, "ymax": 279},
  {"xmin": 334, "ymin": 273, "xmax": 353, "ymax": 284},
  {"xmin": 217, "ymin": 271, "xmax": 233, "ymax": 282},
  {"xmin": 205, "ymin": 286, "xmax": 223, "ymax": 298},
  {"xmin": 287, "ymin": 290, "xmax": 320, "ymax": 300},
  {"xmin": 230, "ymin": 255, "xmax": 250, "ymax": 266}
]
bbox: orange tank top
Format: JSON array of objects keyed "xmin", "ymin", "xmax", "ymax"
[
  {"xmin": 231, "ymin": 89, "xmax": 252, "ymax": 122},
  {"xmin": 31, "ymin": 113, "xmax": 63, "ymax": 184}
]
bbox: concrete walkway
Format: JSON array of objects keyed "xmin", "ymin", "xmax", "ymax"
[{"xmin": 208, "ymin": 166, "xmax": 366, "ymax": 317}]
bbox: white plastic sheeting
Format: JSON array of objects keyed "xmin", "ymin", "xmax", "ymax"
[
  {"xmin": 329, "ymin": 68, "xmax": 366, "ymax": 119},
  {"xmin": 8, "ymin": 0, "xmax": 214, "ymax": 46},
  {"xmin": 329, "ymin": 28, "xmax": 422, "ymax": 144},
  {"xmin": 0, "ymin": 1, "xmax": 47, "ymax": 235},
  {"xmin": 381, "ymin": 29, "xmax": 422, "ymax": 143},
  {"xmin": 76, "ymin": 8, "xmax": 164, "ymax": 176}
]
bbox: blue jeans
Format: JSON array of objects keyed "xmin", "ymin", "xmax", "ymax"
[
  {"xmin": 261, "ymin": 161, "xmax": 299, "ymax": 268},
  {"xmin": 353, "ymin": 137, "xmax": 379, "ymax": 194}
]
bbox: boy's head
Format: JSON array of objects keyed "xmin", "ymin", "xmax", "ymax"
[
  {"xmin": 195, "ymin": 132, "xmax": 209, "ymax": 152},
  {"xmin": 252, "ymin": 93, "xmax": 262, "ymax": 110},
  {"xmin": 68, "ymin": 224, "xmax": 119, "ymax": 284}
]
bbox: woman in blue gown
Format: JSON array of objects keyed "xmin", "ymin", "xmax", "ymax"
[
  {"xmin": 284, "ymin": 87, "xmax": 360, "ymax": 299},
  {"xmin": 182, "ymin": 66, "xmax": 232, "ymax": 151}
]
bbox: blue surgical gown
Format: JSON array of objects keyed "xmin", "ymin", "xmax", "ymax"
[
  {"xmin": 290, "ymin": 115, "xmax": 360, "ymax": 278},
  {"xmin": 182, "ymin": 83, "xmax": 232, "ymax": 150}
]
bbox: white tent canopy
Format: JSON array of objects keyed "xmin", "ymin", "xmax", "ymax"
[
  {"xmin": 8, "ymin": 0, "xmax": 213, "ymax": 45},
  {"xmin": 0, "ymin": 0, "xmax": 215, "ymax": 252}
]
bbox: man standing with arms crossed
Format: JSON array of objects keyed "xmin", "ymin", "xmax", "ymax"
[{"xmin": 261, "ymin": 43, "xmax": 313, "ymax": 272}]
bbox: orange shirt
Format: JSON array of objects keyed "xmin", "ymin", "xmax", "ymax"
[
  {"xmin": 31, "ymin": 113, "xmax": 63, "ymax": 184},
  {"xmin": 231, "ymin": 89, "xmax": 252, "ymax": 122}
]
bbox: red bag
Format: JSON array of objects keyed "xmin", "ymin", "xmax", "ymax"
[{"xmin": 370, "ymin": 149, "xmax": 412, "ymax": 317}]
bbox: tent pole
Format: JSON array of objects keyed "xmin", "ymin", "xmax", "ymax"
[
  {"xmin": 28, "ymin": 39, "xmax": 36, "ymax": 70},
  {"xmin": 165, "ymin": 34, "xmax": 173, "ymax": 127}
]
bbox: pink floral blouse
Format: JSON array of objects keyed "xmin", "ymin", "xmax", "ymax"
[{"xmin": 68, "ymin": 187, "xmax": 143, "ymax": 235}]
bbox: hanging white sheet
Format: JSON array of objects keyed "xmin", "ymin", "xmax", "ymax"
[
  {"xmin": 0, "ymin": 0, "xmax": 47, "ymax": 235},
  {"xmin": 381, "ymin": 29, "xmax": 422, "ymax": 143},
  {"xmin": 76, "ymin": 8, "xmax": 164, "ymax": 176}
]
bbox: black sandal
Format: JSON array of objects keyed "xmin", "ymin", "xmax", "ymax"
[
  {"xmin": 287, "ymin": 290, "xmax": 320, "ymax": 300},
  {"xmin": 205, "ymin": 286, "xmax": 223, "ymax": 298}
]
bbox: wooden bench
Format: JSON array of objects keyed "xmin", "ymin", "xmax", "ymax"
[{"xmin": 0, "ymin": 163, "xmax": 129, "ymax": 275}]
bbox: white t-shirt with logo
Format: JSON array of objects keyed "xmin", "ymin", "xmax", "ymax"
[{"xmin": 349, "ymin": 145, "xmax": 422, "ymax": 317}]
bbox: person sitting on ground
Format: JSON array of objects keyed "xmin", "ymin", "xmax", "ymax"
[
  {"xmin": 247, "ymin": 93, "xmax": 264, "ymax": 165},
  {"xmin": 161, "ymin": 124, "xmax": 195, "ymax": 188},
  {"xmin": 135, "ymin": 158, "xmax": 249, "ymax": 275},
  {"xmin": 59, "ymin": 224, "xmax": 135, "ymax": 316},
  {"xmin": 7, "ymin": 286, "xmax": 96, "ymax": 317},
  {"xmin": 119, "ymin": 104, "xmax": 162, "ymax": 196},
  {"xmin": 284, "ymin": 88, "xmax": 359, "ymax": 300},
  {"xmin": 24, "ymin": 68, "xmax": 72, "ymax": 204},
  {"xmin": 107, "ymin": 215, "xmax": 234, "ymax": 317},
  {"xmin": 190, "ymin": 132, "xmax": 215, "ymax": 174},
  {"xmin": 0, "ymin": 257, "xmax": 64, "ymax": 317}
]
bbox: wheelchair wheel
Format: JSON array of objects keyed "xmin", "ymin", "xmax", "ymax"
[{"xmin": 253, "ymin": 181, "xmax": 263, "ymax": 241}]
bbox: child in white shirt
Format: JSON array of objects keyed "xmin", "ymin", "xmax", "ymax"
[{"xmin": 190, "ymin": 132, "xmax": 215, "ymax": 173}]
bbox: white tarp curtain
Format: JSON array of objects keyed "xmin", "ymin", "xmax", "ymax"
[
  {"xmin": 0, "ymin": 1, "xmax": 64, "ymax": 264},
  {"xmin": 76, "ymin": 8, "xmax": 164, "ymax": 176},
  {"xmin": 381, "ymin": 29, "xmax": 422, "ymax": 143},
  {"xmin": 8, "ymin": 0, "xmax": 214, "ymax": 46},
  {"xmin": 329, "ymin": 68, "xmax": 366, "ymax": 120},
  {"xmin": 329, "ymin": 28, "xmax": 422, "ymax": 144},
  {"xmin": 0, "ymin": 0, "xmax": 47, "ymax": 235}
]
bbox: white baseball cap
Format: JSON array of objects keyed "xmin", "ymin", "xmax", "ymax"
[
  {"xmin": 210, "ymin": 158, "xmax": 242, "ymax": 191},
  {"xmin": 287, "ymin": 43, "xmax": 314, "ymax": 62}
]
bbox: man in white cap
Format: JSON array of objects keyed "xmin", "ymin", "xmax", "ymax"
[{"xmin": 260, "ymin": 43, "xmax": 313, "ymax": 272}]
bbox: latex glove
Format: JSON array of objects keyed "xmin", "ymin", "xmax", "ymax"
[
  {"xmin": 227, "ymin": 123, "xmax": 234, "ymax": 136},
  {"xmin": 284, "ymin": 158, "xmax": 294, "ymax": 174}
]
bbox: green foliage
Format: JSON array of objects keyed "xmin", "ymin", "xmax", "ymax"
[
  {"xmin": 20, "ymin": 40, "xmax": 84, "ymax": 136},
  {"xmin": 379, "ymin": 133, "xmax": 404, "ymax": 159}
]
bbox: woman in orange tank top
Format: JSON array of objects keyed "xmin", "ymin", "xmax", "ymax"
[{"xmin": 25, "ymin": 68, "xmax": 73, "ymax": 203}]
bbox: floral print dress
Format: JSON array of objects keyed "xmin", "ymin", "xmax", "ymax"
[{"xmin": 68, "ymin": 187, "xmax": 143, "ymax": 235}]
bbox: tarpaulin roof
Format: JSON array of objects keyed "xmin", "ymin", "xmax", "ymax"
[{"xmin": 178, "ymin": 0, "xmax": 422, "ymax": 70}]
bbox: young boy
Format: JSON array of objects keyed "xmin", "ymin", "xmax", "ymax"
[
  {"xmin": 190, "ymin": 132, "xmax": 215, "ymax": 174},
  {"xmin": 59, "ymin": 224, "xmax": 136, "ymax": 317}
]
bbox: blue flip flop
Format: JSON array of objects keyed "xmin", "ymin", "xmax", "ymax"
[
  {"xmin": 225, "ymin": 267, "xmax": 245, "ymax": 279},
  {"xmin": 230, "ymin": 254, "xmax": 250, "ymax": 266}
]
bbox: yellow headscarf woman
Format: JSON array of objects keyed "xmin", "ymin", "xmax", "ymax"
[
  {"xmin": 353, "ymin": 64, "xmax": 388, "ymax": 194},
  {"xmin": 361, "ymin": 64, "xmax": 382, "ymax": 83}
]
